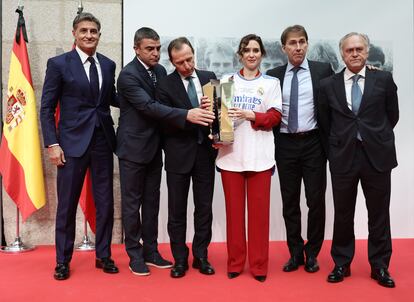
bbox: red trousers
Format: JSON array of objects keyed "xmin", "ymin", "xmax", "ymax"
[{"xmin": 221, "ymin": 169, "xmax": 272, "ymax": 276}]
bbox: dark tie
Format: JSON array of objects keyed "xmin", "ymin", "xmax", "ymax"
[
  {"xmin": 186, "ymin": 76, "xmax": 203, "ymax": 144},
  {"xmin": 148, "ymin": 68, "xmax": 157, "ymax": 87},
  {"xmin": 351, "ymin": 74, "xmax": 362, "ymax": 114},
  {"xmin": 351, "ymin": 74, "xmax": 363, "ymax": 140},
  {"xmin": 88, "ymin": 56, "xmax": 99, "ymax": 102},
  {"xmin": 186, "ymin": 76, "xmax": 199, "ymax": 108},
  {"xmin": 288, "ymin": 66, "xmax": 301, "ymax": 133}
]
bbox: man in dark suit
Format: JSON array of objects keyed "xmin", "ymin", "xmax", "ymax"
[
  {"xmin": 116, "ymin": 28, "xmax": 214, "ymax": 276},
  {"xmin": 266, "ymin": 25, "xmax": 333, "ymax": 273},
  {"xmin": 40, "ymin": 13, "xmax": 119, "ymax": 280},
  {"xmin": 156, "ymin": 37, "xmax": 217, "ymax": 278},
  {"xmin": 318, "ymin": 32, "xmax": 399, "ymax": 288}
]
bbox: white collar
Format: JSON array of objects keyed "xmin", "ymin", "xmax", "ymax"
[
  {"xmin": 287, "ymin": 58, "xmax": 309, "ymax": 72},
  {"xmin": 344, "ymin": 66, "xmax": 366, "ymax": 81},
  {"xmin": 75, "ymin": 46, "xmax": 98, "ymax": 64}
]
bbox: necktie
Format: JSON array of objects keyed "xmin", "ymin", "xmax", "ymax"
[
  {"xmin": 88, "ymin": 56, "xmax": 99, "ymax": 102},
  {"xmin": 148, "ymin": 68, "xmax": 157, "ymax": 87},
  {"xmin": 186, "ymin": 76, "xmax": 203, "ymax": 144},
  {"xmin": 351, "ymin": 74, "xmax": 363, "ymax": 140},
  {"xmin": 351, "ymin": 74, "xmax": 362, "ymax": 114},
  {"xmin": 186, "ymin": 76, "xmax": 199, "ymax": 108},
  {"xmin": 288, "ymin": 66, "xmax": 300, "ymax": 133}
]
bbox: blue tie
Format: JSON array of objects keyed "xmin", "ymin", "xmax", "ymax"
[
  {"xmin": 88, "ymin": 56, "xmax": 99, "ymax": 103},
  {"xmin": 186, "ymin": 76, "xmax": 199, "ymax": 108},
  {"xmin": 351, "ymin": 74, "xmax": 362, "ymax": 114},
  {"xmin": 288, "ymin": 67, "xmax": 300, "ymax": 133}
]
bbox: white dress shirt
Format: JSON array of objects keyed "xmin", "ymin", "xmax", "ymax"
[
  {"xmin": 344, "ymin": 66, "xmax": 366, "ymax": 110},
  {"xmin": 75, "ymin": 46, "xmax": 102, "ymax": 89},
  {"xmin": 281, "ymin": 59, "xmax": 315, "ymax": 133}
]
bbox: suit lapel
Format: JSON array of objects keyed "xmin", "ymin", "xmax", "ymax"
[
  {"xmin": 69, "ymin": 49, "xmax": 93, "ymax": 101},
  {"xmin": 308, "ymin": 61, "xmax": 320, "ymax": 101},
  {"xmin": 153, "ymin": 64, "xmax": 166, "ymax": 80},
  {"xmin": 277, "ymin": 65, "xmax": 288, "ymax": 89},
  {"xmin": 172, "ymin": 70, "xmax": 193, "ymax": 109},
  {"xmin": 196, "ymin": 69, "xmax": 209, "ymax": 86},
  {"xmin": 333, "ymin": 71, "xmax": 351, "ymax": 113},
  {"xmin": 359, "ymin": 69, "xmax": 375, "ymax": 113},
  {"xmin": 134, "ymin": 57, "xmax": 155, "ymax": 93},
  {"xmin": 96, "ymin": 53, "xmax": 107, "ymax": 104}
]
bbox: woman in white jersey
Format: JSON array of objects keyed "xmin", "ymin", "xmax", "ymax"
[{"xmin": 216, "ymin": 34, "xmax": 283, "ymax": 282}]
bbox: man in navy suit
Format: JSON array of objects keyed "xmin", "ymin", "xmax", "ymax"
[
  {"xmin": 156, "ymin": 37, "xmax": 217, "ymax": 278},
  {"xmin": 318, "ymin": 32, "xmax": 398, "ymax": 288},
  {"xmin": 40, "ymin": 13, "xmax": 119, "ymax": 280},
  {"xmin": 266, "ymin": 25, "xmax": 333, "ymax": 274},
  {"xmin": 116, "ymin": 28, "xmax": 214, "ymax": 276}
]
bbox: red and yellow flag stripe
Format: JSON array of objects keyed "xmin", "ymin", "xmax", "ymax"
[{"xmin": 0, "ymin": 25, "xmax": 46, "ymax": 221}]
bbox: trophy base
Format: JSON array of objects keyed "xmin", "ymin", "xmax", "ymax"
[{"xmin": 213, "ymin": 133, "xmax": 234, "ymax": 145}]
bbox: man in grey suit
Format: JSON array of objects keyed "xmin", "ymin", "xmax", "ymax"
[
  {"xmin": 116, "ymin": 28, "xmax": 214, "ymax": 276},
  {"xmin": 318, "ymin": 32, "xmax": 398, "ymax": 288},
  {"xmin": 266, "ymin": 25, "xmax": 333, "ymax": 274}
]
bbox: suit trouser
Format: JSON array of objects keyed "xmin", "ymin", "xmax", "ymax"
[
  {"xmin": 166, "ymin": 145, "xmax": 215, "ymax": 262},
  {"xmin": 119, "ymin": 149, "xmax": 162, "ymax": 264},
  {"xmin": 221, "ymin": 169, "xmax": 272, "ymax": 276},
  {"xmin": 330, "ymin": 141, "xmax": 392, "ymax": 269},
  {"xmin": 276, "ymin": 131, "xmax": 326, "ymax": 258},
  {"xmin": 56, "ymin": 128, "xmax": 114, "ymax": 264}
]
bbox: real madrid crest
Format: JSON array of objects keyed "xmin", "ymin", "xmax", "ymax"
[{"xmin": 257, "ymin": 87, "xmax": 264, "ymax": 96}]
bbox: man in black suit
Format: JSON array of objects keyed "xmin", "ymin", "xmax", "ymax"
[
  {"xmin": 266, "ymin": 25, "xmax": 333, "ymax": 273},
  {"xmin": 40, "ymin": 13, "xmax": 119, "ymax": 280},
  {"xmin": 116, "ymin": 28, "xmax": 214, "ymax": 276},
  {"xmin": 156, "ymin": 37, "xmax": 217, "ymax": 278},
  {"xmin": 318, "ymin": 32, "xmax": 399, "ymax": 288}
]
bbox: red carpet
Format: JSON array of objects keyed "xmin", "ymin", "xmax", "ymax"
[{"xmin": 1, "ymin": 239, "xmax": 413, "ymax": 302}]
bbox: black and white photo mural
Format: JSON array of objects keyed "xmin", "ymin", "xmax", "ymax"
[{"xmin": 124, "ymin": 0, "xmax": 413, "ymax": 242}]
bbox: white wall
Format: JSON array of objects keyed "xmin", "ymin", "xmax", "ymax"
[{"xmin": 123, "ymin": 0, "xmax": 414, "ymax": 242}]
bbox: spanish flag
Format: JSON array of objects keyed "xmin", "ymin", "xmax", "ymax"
[{"xmin": 0, "ymin": 9, "xmax": 46, "ymax": 220}]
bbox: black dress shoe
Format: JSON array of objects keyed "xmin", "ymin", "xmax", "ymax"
[
  {"xmin": 327, "ymin": 265, "xmax": 351, "ymax": 283},
  {"xmin": 171, "ymin": 262, "xmax": 189, "ymax": 278},
  {"xmin": 283, "ymin": 256, "xmax": 304, "ymax": 272},
  {"xmin": 95, "ymin": 257, "xmax": 119, "ymax": 274},
  {"xmin": 371, "ymin": 268, "xmax": 395, "ymax": 288},
  {"xmin": 227, "ymin": 272, "xmax": 240, "ymax": 279},
  {"xmin": 54, "ymin": 263, "xmax": 70, "ymax": 280},
  {"xmin": 254, "ymin": 275, "xmax": 267, "ymax": 282},
  {"xmin": 305, "ymin": 256, "xmax": 320, "ymax": 273},
  {"xmin": 192, "ymin": 258, "xmax": 215, "ymax": 275}
]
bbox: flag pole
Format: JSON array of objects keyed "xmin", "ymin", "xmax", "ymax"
[
  {"xmin": 0, "ymin": 0, "xmax": 36, "ymax": 254},
  {"xmin": 75, "ymin": 218, "xmax": 95, "ymax": 251},
  {"xmin": 0, "ymin": 0, "xmax": 5, "ymax": 248},
  {"xmin": 73, "ymin": 0, "xmax": 95, "ymax": 252},
  {"xmin": 0, "ymin": 208, "xmax": 35, "ymax": 252}
]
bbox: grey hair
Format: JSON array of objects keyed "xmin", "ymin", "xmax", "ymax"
[{"xmin": 339, "ymin": 32, "xmax": 370, "ymax": 56}]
